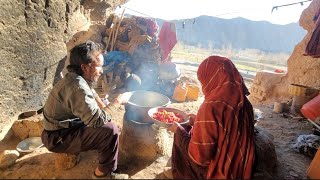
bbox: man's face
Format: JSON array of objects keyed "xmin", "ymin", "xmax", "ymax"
[{"xmin": 82, "ymin": 52, "xmax": 104, "ymax": 84}]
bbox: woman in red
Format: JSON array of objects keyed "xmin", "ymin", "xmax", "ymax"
[{"xmin": 168, "ymin": 55, "xmax": 255, "ymax": 179}]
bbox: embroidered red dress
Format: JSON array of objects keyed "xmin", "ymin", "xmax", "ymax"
[{"xmin": 172, "ymin": 56, "xmax": 255, "ymax": 179}]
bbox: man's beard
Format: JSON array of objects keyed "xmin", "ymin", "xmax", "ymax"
[{"xmin": 87, "ymin": 76, "xmax": 97, "ymax": 88}]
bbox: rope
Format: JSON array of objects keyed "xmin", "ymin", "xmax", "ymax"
[
  {"xmin": 271, "ymin": 0, "xmax": 312, "ymax": 13},
  {"xmin": 119, "ymin": 5, "xmax": 155, "ymax": 19}
]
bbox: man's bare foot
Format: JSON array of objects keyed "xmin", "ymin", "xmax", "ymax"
[
  {"xmin": 163, "ymin": 167, "xmax": 173, "ymax": 179},
  {"xmin": 94, "ymin": 167, "xmax": 105, "ymax": 176}
]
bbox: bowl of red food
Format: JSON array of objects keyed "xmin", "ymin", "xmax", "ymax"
[{"xmin": 148, "ymin": 107, "xmax": 189, "ymax": 128}]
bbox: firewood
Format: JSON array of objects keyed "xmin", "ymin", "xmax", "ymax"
[{"xmin": 111, "ymin": 9, "xmax": 125, "ymax": 51}]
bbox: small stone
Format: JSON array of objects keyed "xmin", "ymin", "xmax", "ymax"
[
  {"xmin": 287, "ymin": 131, "xmax": 296, "ymax": 136},
  {"xmin": 0, "ymin": 150, "xmax": 20, "ymax": 170},
  {"xmin": 289, "ymin": 171, "xmax": 299, "ymax": 177}
]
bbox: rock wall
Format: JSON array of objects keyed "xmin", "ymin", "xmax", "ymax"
[
  {"xmin": 0, "ymin": 0, "xmax": 124, "ymax": 140},
  {"xmin": 250, "ymin": 0, "xmax": 320, "ymax": 104},
  {"xmin": 249, "ymin": 72, "xmax": 289, "ymax": 103},
  {"xmin": 288, "ymin": 0, "xmax": 320, "ymax": 87}
]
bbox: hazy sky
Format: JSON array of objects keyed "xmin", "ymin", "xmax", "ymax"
[{"xmin": 115, "ymin": 0, "xmax": 312, "ymax": 25}]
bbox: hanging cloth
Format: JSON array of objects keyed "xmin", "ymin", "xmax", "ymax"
[
  {"xmin": 158, "ymin": 22, "xmax": 177, "ymax": 61},
  {"xmin": 304, "ymin": 8, "xmax": 320, "ymax": 58}
]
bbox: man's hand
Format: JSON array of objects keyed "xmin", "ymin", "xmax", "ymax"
[
  {"xmin": 95, "ymin": 94, "xmax": 107, "ymax": 109},
  {"xmin": 168, "ymin": 121, "xmax": 181, "ymax": 133},
  {"xmin": 101, "ymin": 94, "xmax": 110, "ymax": 106},
  {"xmin": 114, "ymin": 92, "xmax": 132, "ymax": 105}
]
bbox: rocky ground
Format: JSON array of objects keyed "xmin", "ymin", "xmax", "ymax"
[{"xmin": 0, "ymin": 58, "xmax": 315, "ymax": 179}]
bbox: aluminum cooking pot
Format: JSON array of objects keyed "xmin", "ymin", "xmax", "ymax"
[{"xmin": 124, "ymin": 91, "xmax": 171, "ymax": 123}]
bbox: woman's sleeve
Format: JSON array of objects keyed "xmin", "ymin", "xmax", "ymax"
[
  {"xmin": 174, "ymin": 125, "xmax": 191, "ymax": 154},
  {"xmin": 187, "ymin": 105, "xmax": 218, "ymax": 166}
]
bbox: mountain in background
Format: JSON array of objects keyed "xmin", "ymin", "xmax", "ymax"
[{"xmin": 155, "ymin": 15, "xmax": 306, "ymax": 53}]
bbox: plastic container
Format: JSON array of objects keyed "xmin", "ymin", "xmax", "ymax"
[
  {"xmin": 172, "ymin": 83, "xmax": 188, "ymax": 102},
  {"xmin": 186, "ymin": 83, "xmax": 200, "ymax": 101},
  {"xmin": 301, "ymin": 94, "xmax": 320, "ymax": 121},
  {"xmin": 307, "ymin": 148, "xmax": 320, "ymax": 179},
  {"xmin": 288, "ymin": 84, "xmax": 319, "ymax": 97},
  {"xmin": 273, "ymin": 102, "xmax": 284, "ymax": 113}
]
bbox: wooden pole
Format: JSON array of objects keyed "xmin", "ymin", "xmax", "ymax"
[
  {"xmin": 307, "ymin": 118, "xmax": 320, "ymax": 130},
  {"xmin": 111, "ymin": 8, "xmax": 125, "ymax": 51},
  {"xmin": 105, "ymin": 22, "xmax": 115, "ymax": 52}
]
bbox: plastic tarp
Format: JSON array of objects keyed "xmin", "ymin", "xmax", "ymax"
[
  {"xmin": 292, "ymin": 134, "xmax": 320, "ymax": 157},
  {"xmin": 102, "ymin": 51, "xmax": 131, "ymax": 74}
]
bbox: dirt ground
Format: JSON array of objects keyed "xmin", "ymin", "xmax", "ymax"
[{"xmin": 0, "ymin": 58, "xmax": 315, "ymax": 179}]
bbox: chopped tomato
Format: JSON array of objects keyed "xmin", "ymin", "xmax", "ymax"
[{"xmin": 152, "ymin": 109, "xmax": 183, "ymax": 123}]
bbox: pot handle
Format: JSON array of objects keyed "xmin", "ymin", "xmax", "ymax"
[{"xmin": 164, "ymin": 99, "xmax": 171, "ymax": 106}]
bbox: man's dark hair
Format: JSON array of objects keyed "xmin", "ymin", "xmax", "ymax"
[{"xmin": 67, "ymin": 40, "xmax": 102, "ymax": 75}]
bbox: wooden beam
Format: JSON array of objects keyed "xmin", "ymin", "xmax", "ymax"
[{"xmin": 307, "ymin": 118, "xmax": 320, "ymax": 131}]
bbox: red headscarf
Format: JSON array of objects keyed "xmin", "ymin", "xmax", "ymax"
[{"xmin": 188, "ymin": 56, "xmax": 255, "ymax": 179}]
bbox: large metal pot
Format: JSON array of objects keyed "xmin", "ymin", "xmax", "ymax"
[{"xmin": 124, "ymin": 91, "xmax": 171, "ymax": 123}]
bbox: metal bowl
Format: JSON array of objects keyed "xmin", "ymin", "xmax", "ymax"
[
  {"xmin": 148, "ymin": 107, "xmax": 189, "ymax": 128},
  {"xmin": 16, "ymin": 137, "xmax": 44, "ymax": 153},
  {"xmin": 124, "ymin": 91, "xmax": 171, "ymax": 123}
]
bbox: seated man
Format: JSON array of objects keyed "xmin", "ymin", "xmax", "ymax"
[{"xmin": 41, "ymin": 41, "xmax": 128, "ymax": 179}]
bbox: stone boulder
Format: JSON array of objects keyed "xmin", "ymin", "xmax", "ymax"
[
  {"xmin": 54, "ymin": 153, "xmax": 80, "ymax": 170},
  {"xmin": 249, "ymin": 71, "xmax": 289, "ymax": 104},
  {"xmin": 0, "ymin": 0, "xmax": 127, "ymax": 142},
  {"xmin": 253, "ymin": 126, "xmax": 277, "ymax": 179},
  {"xmin": 0, "ymin": 0, "xmax": 81, "ymax": 141},
  {"xmin": 11, "ymin": 113, "xmax": 44, "ymax": 140},
  {"xmin": 287, "ymin": 0, "xmax": 320, "ymax": 88},
  {"xmin": 0, "ymin": 150, "xmax": 20, "ymax": 170}
]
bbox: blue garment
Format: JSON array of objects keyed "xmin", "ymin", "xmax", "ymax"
[{"xmin": 103, "ymin": 51, "xmax": 131, "ymax": 74}]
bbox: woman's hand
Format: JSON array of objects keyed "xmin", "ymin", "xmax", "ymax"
[
  {"xmin": 168, "ymin": 121, "xmax": 181, "ymax": 133},
  {"xmin": 187, "ymin": 114, "xmax": 196, "ymax": 126}
]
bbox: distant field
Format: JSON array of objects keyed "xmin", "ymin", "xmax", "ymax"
[
  {"xmin": 171, "ymin": 45, "xmax": 288, "ymax": 73},
  {"xmin": 172, "ymin": 50, "xmax": 260, "ymax": 72},
  {"xmin": 171, "ymin": 50, "xmax": 209, "ymax": 62},
  {"xmin": 234, "ymin": 64, "xmax": 258, "ymax": 72}
]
